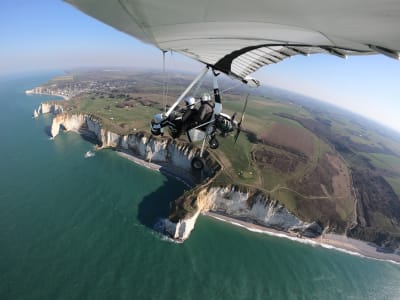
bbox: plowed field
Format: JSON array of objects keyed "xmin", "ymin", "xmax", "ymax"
[{"xmin": 260, "ymin": 123, "xmax": 314, "ymax": 157}]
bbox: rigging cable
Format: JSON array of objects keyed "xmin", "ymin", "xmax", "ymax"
[
  {"xmin": 165, "ymin": 51, "xmax": 171, "ymax": 108},
  {"xmin": 162, "ymin": 50, "xmax": 167, "ymax": 113},
  {"xmin": 192, "ymin": 70, "xmax": 208, "ymax": 98},
  {"xmin": 170, "ymin": 51, "xmax": 185, "ymax": 95},
  {"xmin": 221, "ymin": 82, "xmax": 242, "ymax": 93}
]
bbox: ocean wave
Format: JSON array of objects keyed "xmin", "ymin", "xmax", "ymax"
[{"xmin": 84, "ymin": 150, "xmax": 95, "ymax": 158}]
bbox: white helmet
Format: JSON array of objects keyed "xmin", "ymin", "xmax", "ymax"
[
  {"xmin": 153, "ymin": 113, "xmax": 164, "ymax": 123},
  {"xmin": 185, "ymin": 96, "xmax": 195, "ymax": 107},
  {"xmin": 201, "ymin": 93, "xmax": 211, "ymax": 102}
]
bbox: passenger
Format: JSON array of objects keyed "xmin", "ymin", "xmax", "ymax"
[
  {"xmin": 168, "ymin": 96, "xmax": 198, "ymax": 138},
  {"xmin": 195, "ymin": 93, "xmax": 214, "ymax": 126}
]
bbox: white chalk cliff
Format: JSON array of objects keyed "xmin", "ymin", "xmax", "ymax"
[
  {"xmin": 200, "ymin": 187, "xmax": 321, "ymax": 236},
  {"xmin": 162, "ymin": 210, "xmax": 201, "ymax": 241},
  {"xmin": 41, "ymin": 105, "xmax": 208, "ymax": 167},
  {"xmin": 161, "ymin": 186, "xmax": 322, "ymax": 241},
  {"xmin": 37, "ymin": 102, "xmax": 64, "ymax": 115}
]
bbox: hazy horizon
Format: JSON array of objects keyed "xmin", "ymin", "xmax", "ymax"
[
  {"xmin": 3, "ymin": 64, "xmax": 400, "ymax": 136},
  {"xmin": 2, "ymin": 0, "xmax": 400, "ymax": 132}
]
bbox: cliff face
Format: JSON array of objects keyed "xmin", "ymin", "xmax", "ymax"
[
  {"xmin": 49, "ymin": 112, "xmax": 207, "ymax": 168},
  {"xmin": 200, "ymin": 186, "xmax": 322, "ymax": 237},
  {"xmin": 37, "ymin": 104, "xmax": 217, "ymax": 177},
  {"xmin": 37, "ymin": 102, "xmax": 64, "ymax": 115},
  {"xmin": 50, "ymin": 113, "xmax": 120, "ymax": 147},
  {"xmin": 51, "ymin": 113, "xmax": 84, "ymax": 138},
  {"xmin": 162, "ymin": 210, "xmax": 201, "ymax": 241},
  {"xmin": 161, "ymin": 186, "xmax": 322, "ymax": 241}
]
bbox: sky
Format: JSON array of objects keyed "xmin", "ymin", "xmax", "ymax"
[{"xmin": 1, "ymin": 0, "xmax": 400, "ymax": 132}]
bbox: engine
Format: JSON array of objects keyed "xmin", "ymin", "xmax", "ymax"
[{"xmin": 215, "ymin": 113, "xmax": 234, "ymax": 134}]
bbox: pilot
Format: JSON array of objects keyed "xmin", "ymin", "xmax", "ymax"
[
  {"xmin": 170, "ymin": 96, "xmax": 198, "ymax": 137},
  {"xmin": 181, "ymin": 96, "xmax": 197, "ymax": 126},
  {"xmin": 150, "ymin": 113, "xmax": 166, "ymax": 136}
]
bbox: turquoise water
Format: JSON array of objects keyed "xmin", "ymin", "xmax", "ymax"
[{"xmin": 1, "ymin": 73, "xmax": 400, "ymax": 300}]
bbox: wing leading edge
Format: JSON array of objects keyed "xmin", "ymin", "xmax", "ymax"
[{"xmin": 65, "ymin": 0, "xmax": 400, "ymax": 80}]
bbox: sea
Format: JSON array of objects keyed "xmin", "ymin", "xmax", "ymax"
[{"xmin": 1, "ymin": 72, "xmax": 400, "ymax": 300}]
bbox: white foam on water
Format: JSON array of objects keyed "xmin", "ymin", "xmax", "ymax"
[{"xmin": 207, "ymin": 214, "xmax": 400, "ymax": 265}]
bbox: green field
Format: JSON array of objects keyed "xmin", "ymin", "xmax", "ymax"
[
  {"xmin": 58, "ymin": 93, "xmax": 162, "ymax": 135},
  {"xmin": 366, "ymin": 153, "xmax": 400, "ymax": 172}
]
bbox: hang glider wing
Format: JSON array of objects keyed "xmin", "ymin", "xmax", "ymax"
[{"xmin": 65, "ymin": 0, "xmax": 400, "ymax": 81}]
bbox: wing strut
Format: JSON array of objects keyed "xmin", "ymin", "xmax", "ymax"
[
  {"xmin": 165, "ymin": 67, "xmax": 208, "ymax": 118},
  {"xmin": 162, "ymin": 50, "xmax": 167, "ymax": 113},
  {"xmin": 213, "ymin": 70, "xmax": 222, "ymax": 115}
]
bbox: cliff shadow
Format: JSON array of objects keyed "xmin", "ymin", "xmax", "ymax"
[
  {"xmin": 137, "ymin": 174, "xmax": 187, "ymax": 231},
  {"xmin": 44, "ymin": 125, "xmax": 52, "ymax": 137},
  {"xmin": 78, "ymin": 128, "xmax": 102, "ymax": 146}
]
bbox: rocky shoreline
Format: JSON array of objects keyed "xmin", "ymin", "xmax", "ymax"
[
  {"xmin": 204, "ymin": 212, "xmax": 400, "ymax": 264},
  {"xmin": 26, "ymin": 87, "xmax": 70, "ymax": 100}
]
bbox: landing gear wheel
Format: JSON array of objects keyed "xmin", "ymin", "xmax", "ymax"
[
  {"xmin": 209, "ymin": 138, "xmax": 219, "ymax": 149},
  {"xmin": 191, "ymin": 157, "xmax": 204, "ymax": 170}
]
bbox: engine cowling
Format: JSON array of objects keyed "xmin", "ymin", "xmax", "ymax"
[{"xmin": 215, "ymin": 113, "xmax": 234, "ymax": 134}]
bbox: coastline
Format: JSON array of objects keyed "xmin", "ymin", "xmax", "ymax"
[
  {"xmin": 203, "ymin": 211, "xmax": 400, "ymax": 264},
  {"xmin": 25, "ymin": 89, "xmax": 70, "ymax": 100}
]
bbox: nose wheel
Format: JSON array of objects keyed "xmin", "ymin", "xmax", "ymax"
[{"xmin": 209, "ymin": 137, "xmax": 219, "ymax": 149}]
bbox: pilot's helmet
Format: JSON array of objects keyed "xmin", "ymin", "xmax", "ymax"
[
  {"xmin": 153, "ymin": 113, "xmax": 164, "ymax": 123},
  {"xmin": 150, "ymin": 113, "xmax": 165, "ymax": 136},
  {"xmin": 201, "ymin": 93, "xmax": 211, "ymax": 102},
  {"xmin": 185, "ymin": 96, "xmax": 195, "ymax": 107}
]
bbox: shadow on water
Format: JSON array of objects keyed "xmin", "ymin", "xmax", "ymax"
[
  {"xmin": 137, "ymin": 175, "xmax": 185, "ymax": 231},
  {"xmin": 43, "ymin": 124, "xmax": 67, "ymax": 138},
  {"xmin": 44, "ymin": 125, "xmax": 52, "ymax": 137}
]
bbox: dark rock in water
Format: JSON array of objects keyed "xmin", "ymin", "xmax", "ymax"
[
  {"xmin": 302, "ymin": 221, "xmax": 323, "ymax": 238},
  {"xmin": 153, "ymin": 218, "xmax": 166, "ymax": 234}
]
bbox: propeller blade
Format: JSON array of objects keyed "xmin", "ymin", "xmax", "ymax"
[
  {"xmin": 238, "ymin": 93, "xmax": 249, "ymax": 126},
  {"xmin": 233, "ymin": 93, "xmax": 249, "ymax": 144},
  {"xmin": 231, "ymin": 112, "xmax": 237, "ymax": 122},
  {"xmin": 234, "ymin": 128, "xmax": 241, "ymax": 144}
]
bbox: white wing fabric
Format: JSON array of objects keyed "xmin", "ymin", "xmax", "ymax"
[{"xmin": 65, "ymin": 0, "xmax": 400, "ymax": 80}]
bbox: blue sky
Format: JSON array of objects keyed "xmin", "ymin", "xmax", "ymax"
[{"xmin": 1, "ymin": 0, "xmax": 400, "ymax": 132}]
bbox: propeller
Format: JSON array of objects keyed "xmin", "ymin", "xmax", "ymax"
[{"xmin": 234, "ymin": 93, "xmax": 249, "ymax": 144}]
